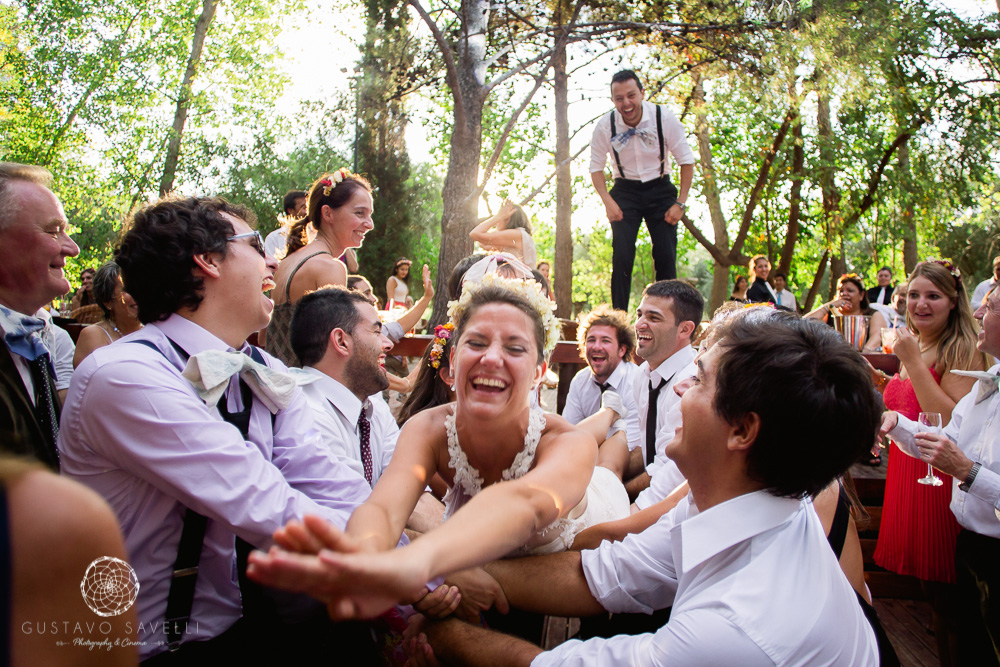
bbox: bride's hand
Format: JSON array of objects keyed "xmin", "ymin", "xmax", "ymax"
[
  {"xmin": 274, "ymin": 514, "xmax": 368, "ymax": 556},
  {"xmin": 247, "ymin": 545, "xmax": 431, "ymax": 621}
]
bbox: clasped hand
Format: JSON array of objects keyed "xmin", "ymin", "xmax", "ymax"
[{"xmin": 246, "ymin": 515, "xmax": 459, "ymax": 621}]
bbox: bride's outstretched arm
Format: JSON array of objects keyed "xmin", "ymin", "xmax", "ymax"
[
  {"xmin": 344, "ymin": 408, "xmax": 444, "ymax": 552},
  {"xmin": 248, "ymin": 419, "xmax": 598, "ymax": 620}
]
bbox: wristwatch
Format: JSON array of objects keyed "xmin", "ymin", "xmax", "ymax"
[
  {"xmin": 959, "ymin": 462, "xmax": 982, "ymax": 492},
  {"xmin": 674, "ymin": 201, "xmax": 686, "ymax": 211}
]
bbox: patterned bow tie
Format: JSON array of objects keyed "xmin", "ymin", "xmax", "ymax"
[
  {"xmin": 951, "ymin": 370, "xmax": 1000, "ymax": 404},
  {"xmin": 182, "ymin": 349, "xmax": 317, "ymax": 413},
  {"xmin": 611, "ymin": 126, "xmax": 657, "ymax": 151},
  {"xmin": 0, "ymin": 304, "xmax": 49, "ymax": 361}
]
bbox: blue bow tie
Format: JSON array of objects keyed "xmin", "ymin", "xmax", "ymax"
[
  {"xmin": 0, "ymin": 304, "xmax": 49, "ymax": 362},
  {"xmin": 611, "ymin": 126, "xmax": 657, "ymax": 151}
]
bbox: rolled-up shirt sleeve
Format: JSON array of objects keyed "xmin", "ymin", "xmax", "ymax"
[
  {"xmin": 589, "ymin": 115, "xmax": 612, "ymax": 175},
  {"xmin": 580, "ymin": 511, "xmax": 680, "ymax": 615},
  {"xmin": 662, "ymin": 107, "xmax": 695, "ymax": 166}
]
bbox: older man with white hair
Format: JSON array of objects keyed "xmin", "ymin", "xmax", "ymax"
[{"xmin": 0, "ymin": 162, "xmax": 80, "ymax": 469}]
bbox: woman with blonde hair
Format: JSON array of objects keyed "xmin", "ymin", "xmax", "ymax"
[
  {"xmin": 874, "ymin": 260, "xmax": 989, "ymax": 666},
  {"xmin": 266, "ymin": 169, "xmax": 373, "ymax": 366}
]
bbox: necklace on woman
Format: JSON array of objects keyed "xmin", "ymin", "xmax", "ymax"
[{"xmin": 109, "ymin": 318, "xmax": 121, "ymax": 337}]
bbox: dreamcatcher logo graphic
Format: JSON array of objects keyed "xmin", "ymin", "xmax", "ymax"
[{"xmin": 80, "ymin": 557, "xmax": 140, "ymax": 617}]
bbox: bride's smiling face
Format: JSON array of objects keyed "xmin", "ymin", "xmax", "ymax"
[{"xmin": 451, "ymin": 303, "xmax": 544, "ymax": 416}]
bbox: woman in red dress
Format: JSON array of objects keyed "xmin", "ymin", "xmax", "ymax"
[{"xmin": 874, "ymin": 260, "xmax": 988, "ymax": 667}]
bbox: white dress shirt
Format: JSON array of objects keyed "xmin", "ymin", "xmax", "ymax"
[
  {"xmin": 263, "ymin": 227, "xmax": 288, "ymax": 259},
  {"xmin": 889, "ymin": 364, "xmax": 1000, "ymax": 538},
  {"xmin": 532, "ymin": 490, "xmax": 878, "ymax": 666},
  {"xmin": 300, "ymin": 366, "xmax": 398, "ymax": 486},
  {"xmin": 777, "ymin": 288, "xmax": 798, "ymax": 312},
  {"xmin": 972, "ymin": 277, "xmax": 996, "ymax": 308},
  {"xmin": 632, "ymin": 347, "xmax": 695, "ymax": 509},
  {"xmin": 59, "ymin": 314, "xmax": 374, "ymax": 658},
  {"xmin": 589, "ymin": 100, "xmax": 695, "ymax": 182},
  {"xmin": 561, "ymin": 361, "xmax": 642, "ymax": 451}
]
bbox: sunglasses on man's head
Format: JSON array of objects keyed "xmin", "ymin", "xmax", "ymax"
[{"xmin": 227, "ymin": 231, "xmax": 266, "ymax": 258}]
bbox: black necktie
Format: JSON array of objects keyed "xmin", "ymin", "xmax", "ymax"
[
  {"xmin": 358, "ymin": 411, "xmax": 374, "ymax": 485},
  {"xmin": 595, "ymin": 381, "xmax": 612, "ymax": 393},
  {"xmin": 646, "ymin": 379, "xmax": 664, "ymax": 466},
  {"xmin": 28, "ymin": 352, "xmax": 60, "ymax": 469}
]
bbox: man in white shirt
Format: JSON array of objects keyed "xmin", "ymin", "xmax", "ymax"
[
  {"xmin": 590, "ymin": 70, "xmax": 695, "ymax": 311},
  {"xmin": 628, "ymin": 280, "xmax": 702, "ymax": 505},
  {"xmin": 867, "ymin": 266, "xmax": 895, "ymax": 306},
  {"xmin": 0, "ymin": 162, "xmax": 80, "ymax": 469},
  {"xmin": 263, "ymin": 189, "xmax": 305, "ymax": 259},
  {"xmin": 290, "ymin": 285, "xmax": 445, "ymax": 533},
  {"xmin": 412, "ymin": 317, "xmax": 881, "ymax": 666},
  {"xmin": 561, "ymin": 305, "xmax": 642, "ymax": 476},
  {"xmin": 970, "ymin": 255, "xmax": 1000, "ymax": 308},
  {"xmin": 882, "ymin": 284, "xmax": 1000, "ymax": 665},
  {"xmin": 290, "ymin": 286, "xmax": 398, "ymax": 486},
  {"xmin": 774, "ymin": 271, "xmax": 798, "ymax": 312}
]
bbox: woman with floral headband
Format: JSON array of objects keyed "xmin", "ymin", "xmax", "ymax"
[
  {"xmin": 247, "ymin": 275, "xmax": 630, "ymax": 621},
  {"xmin": 873, "ymin": 260, "xmax": 988, "ymax": 663},
  {"xmin": 266, "ymin": 169, "xmax": 373, "ymax": 367}
]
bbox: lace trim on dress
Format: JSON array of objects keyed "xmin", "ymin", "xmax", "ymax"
[{"xmin": 443, "ymin": 406, "xmax": 545, "ymax": 499}]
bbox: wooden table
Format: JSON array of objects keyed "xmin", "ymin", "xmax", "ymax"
[{"xmin": 389, "ymin": 335, "xmax": 901, "ymax": 416}]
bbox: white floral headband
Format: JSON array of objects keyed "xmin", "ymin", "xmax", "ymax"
[{"xmin": 447, "ymin": 272, "xmax": 561, "ymax": 355}]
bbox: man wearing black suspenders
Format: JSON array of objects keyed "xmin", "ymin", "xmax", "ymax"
[
  {"xmin": 58, "ymin": 197, "xmax": 390, "ymax": 664},
  {"xmin": 590, "ymin": 70, "xmax": 695, "ymax": 312}
]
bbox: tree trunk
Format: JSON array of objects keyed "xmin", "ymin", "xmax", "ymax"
[
  {"xmin": 803, "ymin": 250, "xmax": 829, "ymax": 312},
  {"xmin": 898, "ymin": 140, "xmax": 919, "ymax": 273},
  {"xmin": 776, "ymin": 88, "xmax": 803, "ymax": 281},
  {"xmin": 159, "ymin": 0, "xmax": 218, "ymax": 196},
  {"xmin": 552, "ymin": 4, "xmax": 572, "ymax": 318},
  {"xmin": 428, "ymin": 0, "xmax": 488, "ymax": 325},
  {"xmin": 816, "ymin": 86, "xmax": 841, "ymax": 304},
  {"xmin": 691, "ymin": 73, "xmax": 731, "ymax": 312}
]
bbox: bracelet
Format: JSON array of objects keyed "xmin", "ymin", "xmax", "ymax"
[{"xmin": 873, "ymin": 370, "xmax": 890, "ymax": 389}]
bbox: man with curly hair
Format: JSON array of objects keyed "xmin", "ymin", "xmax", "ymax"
[
  {"xmin": 562, "ymin": 305, "xmax": 643, "ymax": 479},
  {"xmin": 58, "ymin": 196, "xmax": 385, "ymax": 663}
]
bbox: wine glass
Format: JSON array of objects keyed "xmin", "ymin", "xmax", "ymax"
[{"xmin": 917, "ymin": 412, "xmax": 944, "ymax": 487}]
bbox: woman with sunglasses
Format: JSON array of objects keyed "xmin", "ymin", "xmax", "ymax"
[{"xmin": 266, "ymin": 169, "xmax": 374, "ymax": 367}]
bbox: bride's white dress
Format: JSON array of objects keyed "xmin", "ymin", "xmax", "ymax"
[{"xmin": 442, "ymin": 406, "xmax": 630, "ymax": 556}]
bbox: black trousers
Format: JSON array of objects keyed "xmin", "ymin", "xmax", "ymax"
[
  {"xmin": 955, "ymin": 529, "xmax": 1000, "ymax": 666},
  {"xmin": 609, "ymin": 177, "xmax": 678, "ymax": 312}
]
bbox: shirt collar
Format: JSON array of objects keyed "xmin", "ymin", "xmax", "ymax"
[
  {"xmin": 613, "ymin": 99, "xmax": 656, "ymax": 130},
  {"xmin": 592, "ymin": 359, "xmax": 633, "ymax": 390},
  {"xmin": 676, "ymin": 490, "xmax": 805, "ymax": 571},
  {"xmin": 646, "ymin": 345, "xmax": 695, "ymax": 384},
  {"xmin": 301, "ymin": 366, "xmax": 369, "ymax": 423},
  {"xmin": 154, "ymin": 313, "xmax": 245, "ymax": 356}
]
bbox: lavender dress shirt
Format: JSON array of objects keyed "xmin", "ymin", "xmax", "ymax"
[{"xmin": 58, "ymin": 314, "xmax": 373, "ymax": 658}]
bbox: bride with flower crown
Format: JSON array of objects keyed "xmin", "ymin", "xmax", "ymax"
[{"xmin": 247, "ymin": 274, "xmax": 630, "ymax": 619}]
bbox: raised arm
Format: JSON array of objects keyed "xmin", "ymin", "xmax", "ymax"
[
  {"xmin": 894, "ymin": 326, "xmax": 979, "ymax": 422},
  {"xmin": 469, "ymin": 200, "xmax": 522, "ymax": 250},
  {"xmin": 394, "ymin": 265, "xmax": 434, "ymax": 334}
]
